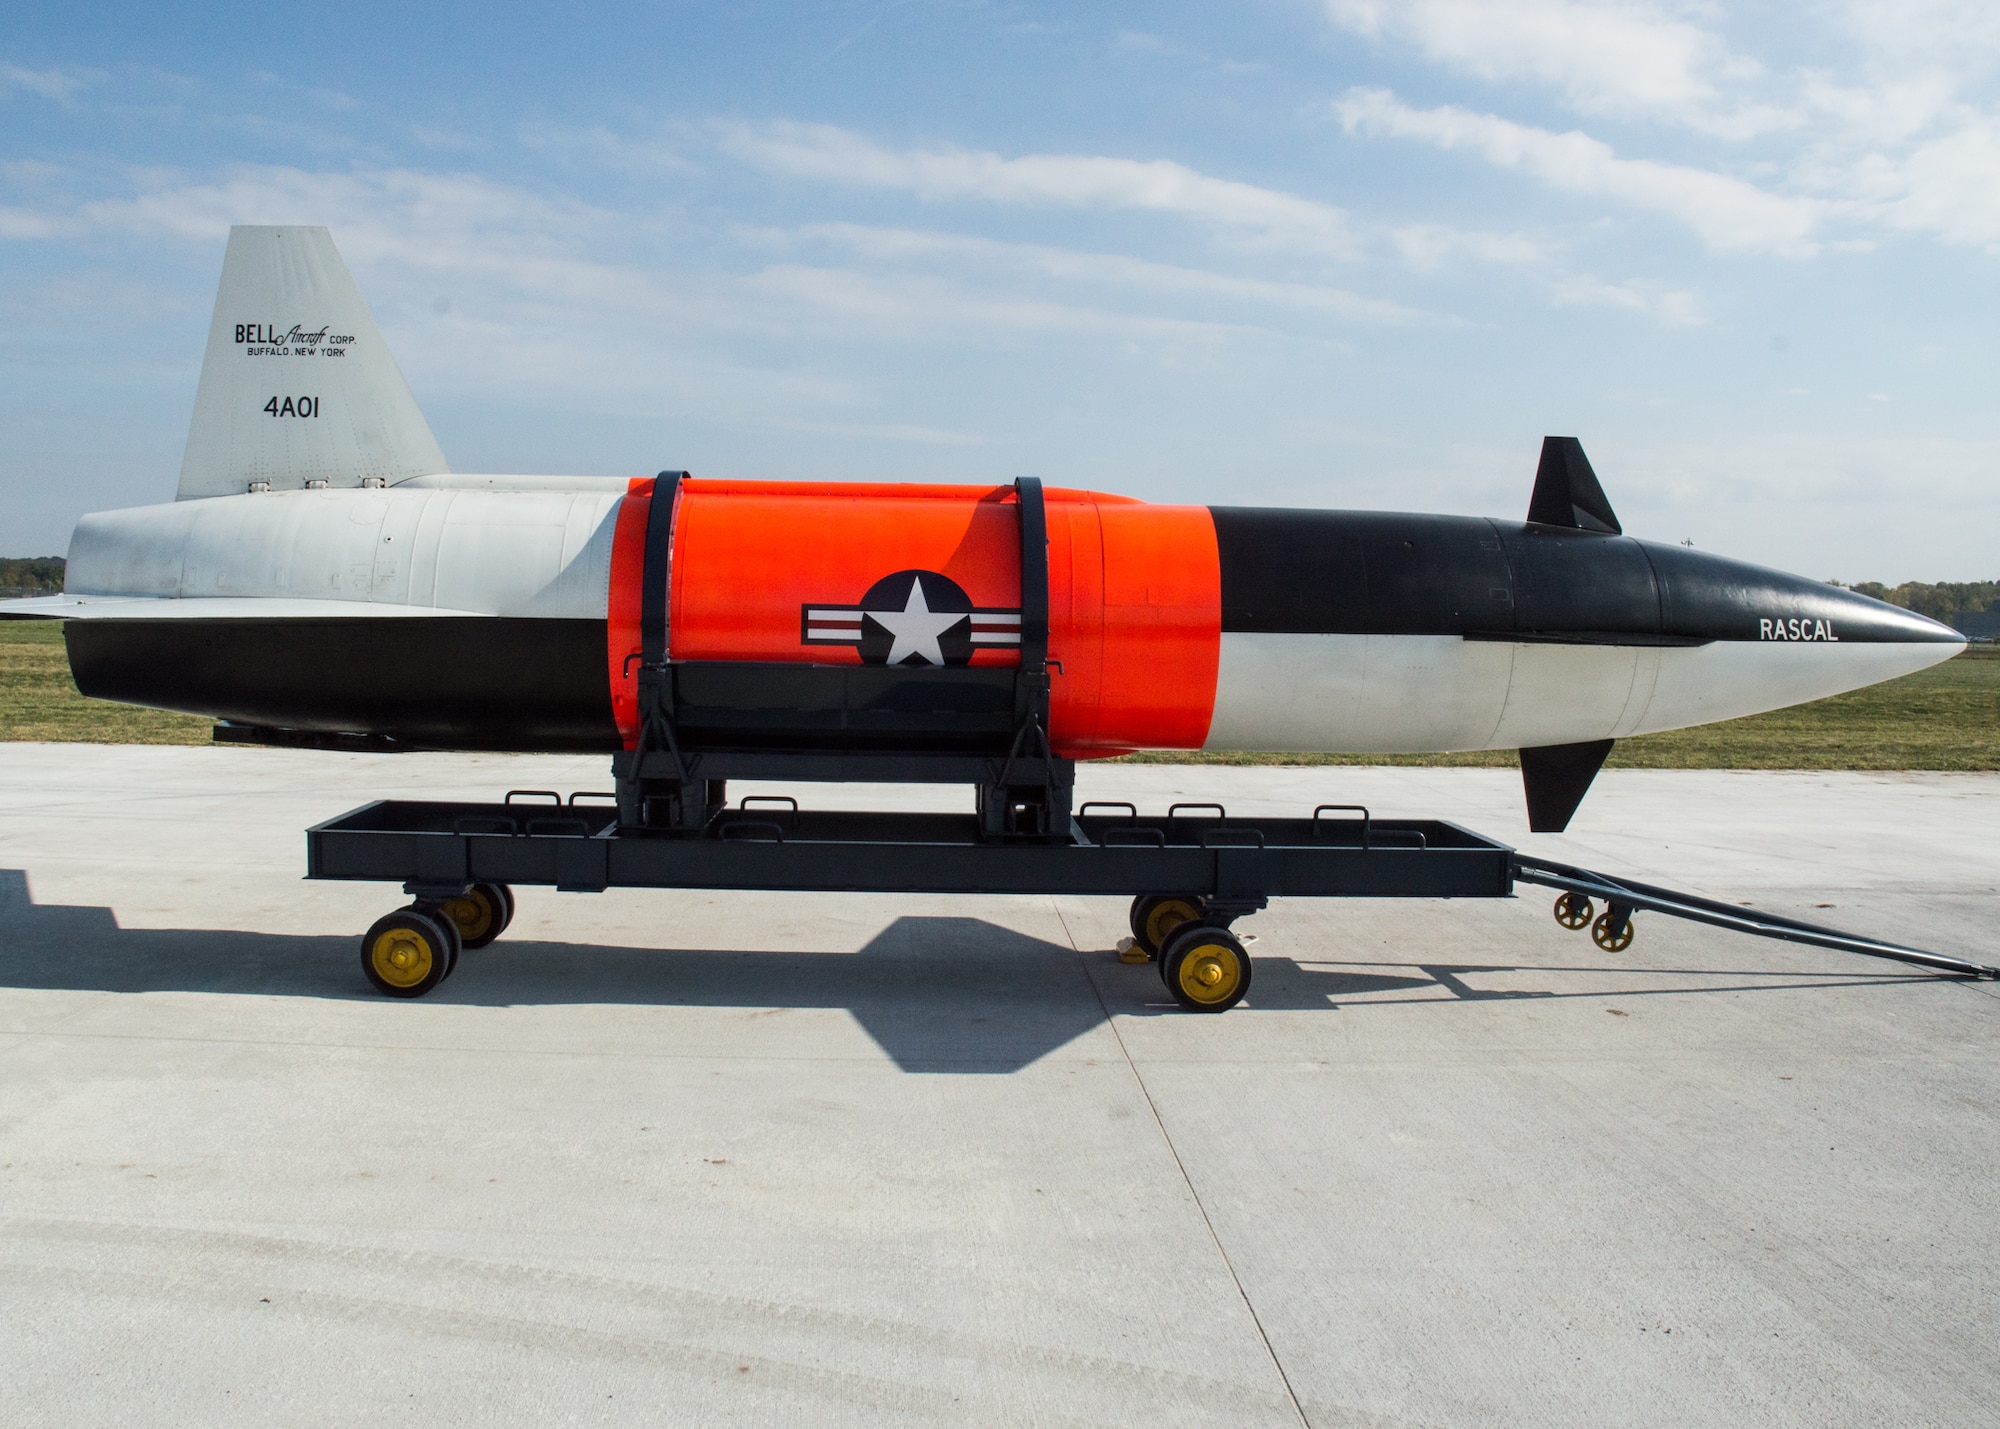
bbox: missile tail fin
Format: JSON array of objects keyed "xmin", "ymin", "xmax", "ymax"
[
  {"xmin": 177, "ymin": 226, "xmax": 449, "ymax": 500},
  {"xmin": 1527, "ymin": 436, "xmax": 1620, "ymax": 534},
  {"xmin": 1520, "ymin": 738, "xmax": 1614, "ymax": 833}
]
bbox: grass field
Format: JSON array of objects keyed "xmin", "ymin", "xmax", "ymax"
[
  {"xmin": 2, "ymin": 618, "xmax": 1995, "ymax": 767},
  {"xmin": 0, "ymin": 621, "xmax": 212, "ymax": 745}
]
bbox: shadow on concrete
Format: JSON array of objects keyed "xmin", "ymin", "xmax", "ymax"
[
  {"xmin": 0, "ymin": 869, "xmax": 1115, "ymax": 1073},
  {"xmin": 1238, "ymin": 951, "xmax": 1934, "ymax": 1011},
  {"xmin": 0, "ymin": 871, "xmax": 1936, "ymax": 1071}
]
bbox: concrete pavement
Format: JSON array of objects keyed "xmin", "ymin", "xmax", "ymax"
[{"xmin": 1, "ymin": 744, "xmax": 1995, "ymax": 1425}]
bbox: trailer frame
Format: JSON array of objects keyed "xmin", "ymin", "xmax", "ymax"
[{"xmin": 306, "ymin": 787, "xmax": 1997, "ymax": 1007}]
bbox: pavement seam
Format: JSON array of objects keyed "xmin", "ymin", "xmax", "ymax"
[
  {"xmin": 0, "ymin": 990, "xmax": 120, "ymax": 1054},
  {"xmin": 1053, "ymin": 898, "xmax": 1314, "ymax": 1429},
  {"xmin": 0, "ymin": 1219, "xmax": 1297, "ymax": 1421}
]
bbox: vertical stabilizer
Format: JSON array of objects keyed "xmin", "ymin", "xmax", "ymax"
[
  {"xmin": 177, "ymin": 226, "xmax": 449, "ymax": 499},
  {"xmin": 1526, "ymin": 436, "xmax": 1620, "ymax": 534}
]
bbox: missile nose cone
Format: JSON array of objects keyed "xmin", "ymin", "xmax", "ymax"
[
  {"xmin": 1642, "ymin": 542, "xmax": 1966, "ymax": 646},
  {"xmin": 1614, "ymin": 541, "xmax": 1965, "ymax": 740},
  {"xmin": 1824, "ymin": 586, "xmax": 1964, "ymax": 643}
]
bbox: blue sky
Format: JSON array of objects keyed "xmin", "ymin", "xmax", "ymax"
[{"xmin": 3, "ymin": 1, "xmax": 1997, "ymax": 578}]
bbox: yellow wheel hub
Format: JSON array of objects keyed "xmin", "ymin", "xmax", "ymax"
[
  {"xmin": 1146, "ymin": 898, "xmax": 1201, "ymax": 951},
  {"xmin": 1554, "ymin": 893, "xmax": 1593, "ymax": 930},
  {"xmin": 1591, "ymin": 912, "xmax": 1635, "ymax": 953},
  {"xmin": 1175, "ymin": 943, "xmax": 1242, "ymax": 1005},
  {"xmin": 440, "ymin": 892, "xmax": 493, "ymax": 942},
  {"xmin": 369, "ymin": 927, "xmax": 435, "ymax": 988}
]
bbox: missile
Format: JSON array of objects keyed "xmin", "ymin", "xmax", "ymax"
[{"xmin": 1, "ymin": 227, "xmax": 1963, "ymax": 832}]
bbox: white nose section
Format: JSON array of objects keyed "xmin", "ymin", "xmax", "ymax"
[
  {"xmin": 1202, "ymin": 631, "xmax": 1964, "ymax": 754},
  {"xmin": 1629, "ymin": 636, "xmax": 1962, "ymax": 736}
]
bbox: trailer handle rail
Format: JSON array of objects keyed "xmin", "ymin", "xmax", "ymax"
[
  {"xmin": 737, "ymin": 795, "xmax": 800, "ymax": 828},
  {"xmin": 1312, "ymin": 804, "xmax": 1373, "ymax": 848}
]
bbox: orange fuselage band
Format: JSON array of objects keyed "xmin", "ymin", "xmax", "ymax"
[{"xmin": 608, "ymin": 478, "xmax": 1220, "ymax": 756}]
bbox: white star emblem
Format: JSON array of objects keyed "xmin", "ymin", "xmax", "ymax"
[{"xmin": 868, "ymin": 578, "xmax": 965, "ymax": 666}]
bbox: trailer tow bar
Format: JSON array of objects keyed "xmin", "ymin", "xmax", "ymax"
[{"xmin": 1513, "ymin": 854, "xmax": 1999, "ymax": 980}]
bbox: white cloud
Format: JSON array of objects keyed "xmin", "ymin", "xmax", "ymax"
[
  {"xmin": 744, "ymin": 263, "xmax": 1258, "ymax": 344},
  {"xmin": 0, "ymin": 206, "xmax": 65, "ymax": 238},
  {"xmin": 760, "ymin": 218, "xmax": 1694, "ymax": 340},
  {"xmin": 1325, "ymin": 0, "xmax": 2000, "ymax": 258},
  {"xmin": 1325, "ymin": 0, "xmax": 1794, "ymax": 136},
  {"xmin": 1844, "ymin": 115, "xmax": 2000, "ymax": 248},
  {"xmin": 1113, "ymin": 31, "xmax": 1184, "ymax": 58},
  {"xmin": 67, "ymin": 165, "xmax": 609, "ymax": 260},
  {"xmin": 1388, "ymin": 223, "xmax": 1549, "ymax": 270},
  {"xmin": 0, "ymin": 163, "xmax": 1390, "ymax": 354},
  {"xmin": 517, "ymin": 119, "xmax": 701, "ymax": 176},
  {"xmin": 1338, "ymin": 88, "xmax": 1822, "ymax": 254},
  {"xmin": 408, "ymin": 125, "xmax": 484, "ymax": 153},
  {"xmin": 1550, "ymin": 274, "xmax": 1703, "ymax": 325},
  {"xmin": 1799, "ymin": 71, "xmax": 1959, "ymax": 149},
  {"xmin": 772, "ymin": 222, "xmax": 1436, "ymax": 325},
  {"xmin": 1330, "ymin": 0, "xmax": 1717, "ymax": 107},
  {"xmin": 718, "ymin": 122, "xmax": 1360, "ymax": 257},
  {"xmin": 1609, "ymin": 431, "xmax": 2000, "ymax": 577},
  {"xmin": 1112, "ymin": 29, "xmax": 1263, "ymax": 75},
  {"xmin": 3, "ymin": 162, "xmax": 1378, "ymax": 425},
  {"xmin": 0, "ymin": 63, "xmax": 95, "ymax": 105},
  {"xmin": 1838, "ymin": 0, "xmax": 2000, "ymax": 71},
  {"xmin": 0, "ymin": 165, "xmax": 853, "ymax": 417},
  {"xmin": 785, "ymin": 419, "xmax": 986, "ymax": 446}
]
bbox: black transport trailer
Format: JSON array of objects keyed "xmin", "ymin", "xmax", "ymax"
[
  {"xmin": 311, "ymin": 796, "xmax": 1505, "ymax": 1010},
  {"xmin": 307, "ymin": 790, "xmax": 1997, "ymax": 1008}
]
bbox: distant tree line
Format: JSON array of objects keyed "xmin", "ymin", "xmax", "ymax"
[
  {"xmin": 1837, "ymin": 579, "xmax": 2000, "ymax": 623},
  {"xmin": 0, "ymin": 557, "xmax": 64, "ymax": 596}
]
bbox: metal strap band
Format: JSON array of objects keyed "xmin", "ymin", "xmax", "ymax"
[
  {"xmin": 1015, "ymin": 476, "xmax": 1048, "ymax": 676},
  {"xmin": 641, "ymin": 471, "xmax": 685, "ymax": 666}
]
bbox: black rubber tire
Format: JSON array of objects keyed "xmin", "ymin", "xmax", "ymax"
[
  {"xmin": 360, "ymin": 909, "xmax": 455, "ymax": 998},
  {"xmin": 438, "ymin": 882, "xmax": 512, "ymax": 950},
  {"xmin": 1129, "ymin": 894, "xmax": 1207, "ymax": 959},
  {"xmin": 490, "ymin": 882, "xmax": 516, "ymax": 935},
  {"xmin": 1160, "ymin": 923, "xmax": 1253, "ymax": 1013},
  {"xmin": 404, "ymin": 902, "xmax": 465, "ymax": 977},
  {"xmin": 432, "ymin": 906, "xmax": 464, "ymax": 977}
]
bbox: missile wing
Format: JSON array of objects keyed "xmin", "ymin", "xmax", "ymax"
[{"xmin": 1, "ymin": 227, "xmax": 1963, "ymax": 831}]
